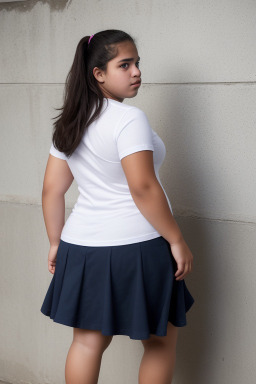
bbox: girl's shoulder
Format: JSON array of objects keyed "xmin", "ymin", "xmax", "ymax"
[{"xmin": 105, "ymin": 98, "xmax": 146, "ymax": 116}]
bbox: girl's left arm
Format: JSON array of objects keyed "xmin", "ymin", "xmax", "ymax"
[{"xmin": 41, "ymin": 155, "xmax": 74, "ymax": 246}]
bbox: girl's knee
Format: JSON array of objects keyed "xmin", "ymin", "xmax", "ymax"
[
  {"xmin": 141, "ymin": 322, "xmax": 179, "ymax": 350},
  {"xmin": 73, "ymin": 327, "xmax": 113, "ymax": 354}
]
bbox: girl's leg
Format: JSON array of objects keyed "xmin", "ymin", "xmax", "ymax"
[
  {"xmin": 139, "ymin": 322, "xmax": 179, "ymax": 384},
  {"xmin": 65, "ymin": 328, "xmax": 113, "ymax": 384}
]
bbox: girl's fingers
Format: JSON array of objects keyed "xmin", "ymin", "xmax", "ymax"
[
  {"xmin": 176, "ymin": 261, "xmax": 190, "ymax": 280},
  {"xmin": 176, "ymin": 269, "xmax": 185, "ymax": 280},
  {"xmin": 175, "ymin": 261, "xmax": 185, "ymax": 277},
  {"xmin": 48, "ymin": 261, "xmax": 56, "ymax": 274},
  {"xmin": 174, "ymin": 254, "xmax": 194, "ymax": 280}
]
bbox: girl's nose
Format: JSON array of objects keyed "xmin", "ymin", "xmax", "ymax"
[{"xmin": 133, "ymin": 66, "xmax": 141, "ymax": 76}]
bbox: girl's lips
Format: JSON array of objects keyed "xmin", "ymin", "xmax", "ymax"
[{"xmin": 131, "ymin": 82, "xmax": 141, "ymax": 87}]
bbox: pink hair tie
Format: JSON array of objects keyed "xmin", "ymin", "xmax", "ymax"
[{"xmin": 88, "ymin": 34, "xmax": 94, "ymax": 45}]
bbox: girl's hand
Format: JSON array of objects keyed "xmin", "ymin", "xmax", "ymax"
[
  {"xmin": 48, "ymin": 244, "xmax": 59, "ymax": 274},
  {"xmin": 170, "ymin": 238, "xmax": 194, "ymax": 281}
]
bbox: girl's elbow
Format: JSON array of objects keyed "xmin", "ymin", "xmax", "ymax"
[
  {"xmin": 130, "ymin": 179, "xmax": 159, "ymax": 198},
  {"xmin": 42, "ymin": 184, "xmax": 65, "ymax": 197}
]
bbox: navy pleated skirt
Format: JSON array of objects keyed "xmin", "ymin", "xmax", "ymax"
[{"xmin": 40, "ymin": 236, "xmax": 195, "ymax": 340}]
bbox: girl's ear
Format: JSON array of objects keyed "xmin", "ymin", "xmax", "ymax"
[{"xmin": 93, "ymin": 67, "xmax": 106, "ymax": 83}]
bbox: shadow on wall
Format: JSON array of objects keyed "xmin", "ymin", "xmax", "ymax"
[{"xmin": 0, "ymin": 0, "xmax": 72, "ymax": 12}]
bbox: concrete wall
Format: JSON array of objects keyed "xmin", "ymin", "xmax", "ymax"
[{"xmin": 1, "ymin": 1, "xmax": 256, "ymax": 383}]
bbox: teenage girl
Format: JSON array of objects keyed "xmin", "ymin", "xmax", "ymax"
[{"xmin": 40, "ymin": 29, "xmax": 195, "ymax": 384}]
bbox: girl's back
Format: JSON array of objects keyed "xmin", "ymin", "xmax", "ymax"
[{"xmin": 51, "ymin": 97, "xmax": 173, "ymax": 246}]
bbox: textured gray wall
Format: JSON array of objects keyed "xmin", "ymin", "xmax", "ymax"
[{"xmin": 1, "ymin": 1, "xmax": 256, "ymax": 383}]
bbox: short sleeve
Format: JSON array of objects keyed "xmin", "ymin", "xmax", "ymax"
[
  {"xmin": 49, "ymin": 143, "xmax": 68, "ymax": 160},
  {"xmin": 114, "ymin": 108, "xmax": 154, "ymax": 160}
]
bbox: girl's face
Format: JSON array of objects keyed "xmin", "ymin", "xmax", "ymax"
[{"xmin": 93, "ymin": 41, "xmax": 141, "ymax": 103}]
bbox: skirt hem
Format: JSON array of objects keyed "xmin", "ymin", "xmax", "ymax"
[{"xmin": 40, "ymin": 305, "xmax": 193, "ymax": 340}]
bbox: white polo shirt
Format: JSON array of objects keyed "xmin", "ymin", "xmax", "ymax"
[{"xmin": 49, "ymin": 98, "xmax": 173, "ymax": 246}]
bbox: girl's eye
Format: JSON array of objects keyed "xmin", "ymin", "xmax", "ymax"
[{"xmin": 121, "ymin": 61, "xmax": 140, "ymax": 69}]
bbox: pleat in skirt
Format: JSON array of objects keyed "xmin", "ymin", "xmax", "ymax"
[{"xmin": 40, "ymin": 236, "xmax": 195, "ymax": 340}]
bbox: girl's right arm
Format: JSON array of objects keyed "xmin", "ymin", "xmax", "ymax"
[
  {"xmin": 42, "ymin": 155, "xmax": 74, "ymax": 273},
  {"xmin": 120, "ymin": 150, "xmax": 194, "ymax": 281}
]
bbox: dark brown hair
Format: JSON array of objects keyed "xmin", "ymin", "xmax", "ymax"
[{"xmin": 51, "ymin": 29, "xmax": 136, "ymax": 158}]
